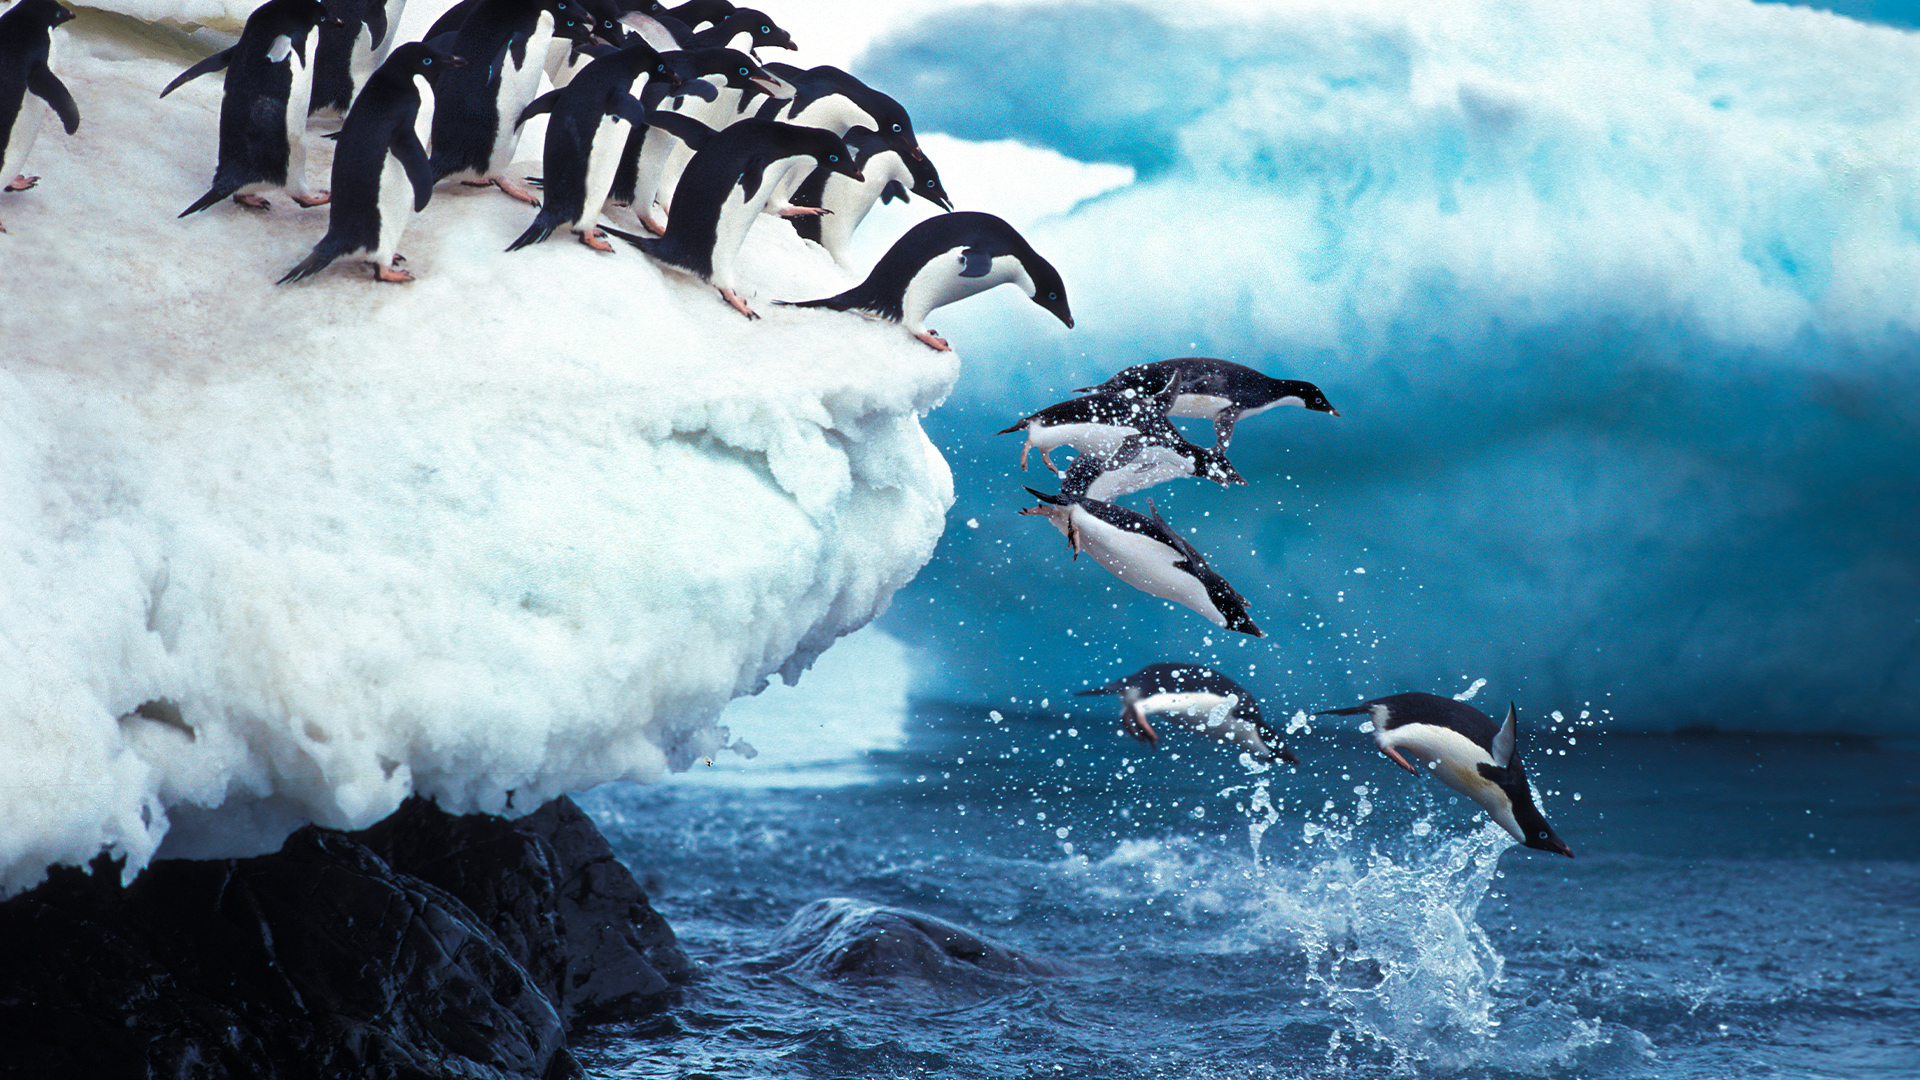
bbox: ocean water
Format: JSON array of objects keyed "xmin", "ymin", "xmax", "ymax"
[{"xmin": 572, "ymin": 701, "xmax": 1920, "ymax": 1078}]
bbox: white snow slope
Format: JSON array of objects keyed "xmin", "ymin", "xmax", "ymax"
[{"xmin": 0, "ymin": 10, "xmax": 957, "ymax": 894}]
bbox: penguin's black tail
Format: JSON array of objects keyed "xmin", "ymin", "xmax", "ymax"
[
  {"xmin": 277, "ymin": 238, "xmax": 347, "ymax": 285},
  {"xmin": 598, "ymin": 222, "xmax": 657, "ymax": 252},
  {"xmin": 773, "ymin": 290, "xmax": 855, "ymax": 312},
  {"xmin": 178, "ymin": 182, "xmax": 237, "ymax": 218},
  {"xmin": 506, "ymin": 213, "xmax": 561, "ymax": 252},
  {"xmin": 1311, "ymin": 704, "xmax": 1371, "ymax": 717}
]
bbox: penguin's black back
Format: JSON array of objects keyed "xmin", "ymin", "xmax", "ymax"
[
  {"xmin": 788, "ymin": 211, "xmax": 1032, "ymax": 321},
  {"xmin": 428, "ymin": 0, "xmax": 542, "ymax": 180},
  {"xmin": 1329, "ymin": 692, "xmax": 1501, "ymax": 751}
]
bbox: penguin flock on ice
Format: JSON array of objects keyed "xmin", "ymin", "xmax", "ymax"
[
  {"xmin": 3, "ymin": 0, "xmax": 1573, "ymax": 856},
  {"xmin": 3, "ymin": 0, "xmax": 1068, "ymax": 342}
]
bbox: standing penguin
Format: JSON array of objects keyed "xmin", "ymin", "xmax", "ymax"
[
  {"xmin": 601, "ymin": 116, "xmax": 860, "ymax": 317},
  {"xmin": 1078, "ymin": 663, "xmax": 1298, "ymax": 765},
  {"xmin": 509, "ymin": 46, "xmax": 774, "ymax": 252},
  {"xmin": 308, "ymin": 0, "xmax": 405, "ymax": 117},
  {"xmin": 165, "ymin": 0, "xmax": 340, "ymax": 216},
  {"xmin": 779, "ymin": 211, "xmax": 1071, "ymax": 352},
  {"xmin": 0, "ymin": 0, "xmax": 79, "ymax": 234},
  {"xmin": 784, "ymin": 126, "xmax": 950, "ymax": 268},
  {"xmin": 1019, "ymin": 489, "xmax": 1261, "ymax": 636},
  {"xmin": 1312, "ymin": 692, "xmax": 1573, "ymax": 857},
  {"xmin": 1077, "ymin": 358, "xmax": 1340, "ymax": 447},
  {"xmin": 427, "ymin": 0, "xmax": 594, "ymax": 203},
  {"xmin": 278, "ymin": 42, "xmax": 463, "ymax": 283}
]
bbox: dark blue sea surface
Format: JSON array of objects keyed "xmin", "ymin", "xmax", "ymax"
[{"xmin": 574, "ymin": 704, "xmax": 1920, "ymax": 1078}]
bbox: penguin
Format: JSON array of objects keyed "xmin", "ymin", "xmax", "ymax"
[
  {"xmin": 662, "ymin": 0, "xmax": 733, "ymax": 31},
  {"xmin": 1059, "ymin": 415, "xmax": 1245, "ymax": 503},
  {"xmin": 742, "ymin": 62, "xmax": 916, "ymax": 218},
  {"xmin": 506, "ymin": 40, "xmax": 700, "ymax": 252},
  {"xmin": 0, "ymin": 0, "xmax": 78, "ymax": 234},
  {"xmin": 543, "ymin": 0, "xmax": 665, "ymax": 89},
  {"xmin": 1312, "ymin": 692, "xmax": 1573, "ymax": 857},
  {"xmin": 1078, "ymin": 663, "xmax": 1298, "ymax": 765},
  {"xmin": 779, "ymin": 211, "xmax": 1072, "ymax": 352},
  {"xmin": 784, "ymin": 125, "xmax": 951, "ymax": 269},
  {"xmin": 164, "ymin": 0, "xmax": 341, "ymax": 217},
  {"xmin": 613, "ymin": 11, "xmax": 798, "ymax": 232},
  {"xmin": 1019, "ymin": 489, "xmax": 1261, "ymax": 636},
  {"xmin": 278, "ymin": 42, "xmax": 463, "ymax": 283},
  {"xmin": 601, "ymin": 115, "xmax": 860, "ymax": 317},
  {"xmin": 427, "ymin": 0, "xmax": 595, "ymax": 204},
  {"xmin": 1077, "ymin": 358, "xmax": 1340, "ymax": 446},
  {"xmin": 996, "ymin": 387, "xmax": 1173, "ymax": 475},
  {"xmin": 308, "ymin": 0, "xmax": 404, "ymax": 117}
]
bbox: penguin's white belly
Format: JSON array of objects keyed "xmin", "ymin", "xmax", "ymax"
[
  {"xmin": 1071, "ymin": 506, "xmax": 1225, "ymax": 628},
  {"xmin": 575, "ymin": 114, "xmax": 629, "ymax": 228},
  {"xmin": 815, "ymin": 154, "xmax": 909, "ymax": 266},
  {"xmin": 1, "ymin": 99, "xmax": 48, "ymax": 181},
  {"xmin": 1080, "ymin": 445, "xmax": 1191, "ymax": 502},
  {"xmin": 490, "ymin": 18, "xmax": 553, "ymax": 170},
  {"xmin": 899, "ymin": 251, "xmax": 1031, "ymax": 332},
  {"xmin": 1024, "ymin": 421, "xmax": 1139, "ymax": 462},
  {"xmin": 371, "ymin": 76, "xmax": 433, "ymax": 263},
  {"xmin": 282, "ymin": 44, "xmax": 316, "ymax": 192},
  {"xmin": 1375, "ymin": 720, "xmax": 1523, "ymax": 840},
  {"xmin": 1135, "ymin": 691, "xmax": 1232, "ymax": 725},
  {"xmin": 1171, "ymin": 392, "xmax": 1234, "ymax": 420},
  {"xmin": 709, "ymin": 151, "xmax": 809, "ymax": 287}
]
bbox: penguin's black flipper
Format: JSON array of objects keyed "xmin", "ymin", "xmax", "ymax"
[
  {"xmin": 160, "ymin": 47, "xmax": 233, "ymax": 98},
  {"xmin": 393, "ymin": 131, "xmax": 434, "ymax": 212},
  {"xmin": 879, "ymin": 178, "xmax": 908, "ymax": 205},
  {"xmin": 645, "ymin": 110, "xmax": 715, "ymax": 151},
  {"xmin": 28, "ymin": 65, "xmax": 78, "ymax": 133},
  {"xmin": 365, "ymin": 4, "xmax": 390, "ymax": 51},
  {"xmin": 610, "ymin": 91, "xmax": 651, "ymax": 128},
  {"xmin": 518, "ymin": 89, "xmax": 561, "ymax": 128},
  {"xmin": 958, "ymin": 246, "xmax": 993, "ymax": 278}
]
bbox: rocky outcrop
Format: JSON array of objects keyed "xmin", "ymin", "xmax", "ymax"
[
  {"xmin": 0, "ymin": 796, "xmax": 687, "ymax": 1078},
  {"xmin": 762, "ymin": 897, "xmax": 1074, "ymax": 999}
]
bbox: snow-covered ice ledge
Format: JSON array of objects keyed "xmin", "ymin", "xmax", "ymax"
[{"xmin": 0, "ymin": 18, "xmax": 958, "ymax": 895}]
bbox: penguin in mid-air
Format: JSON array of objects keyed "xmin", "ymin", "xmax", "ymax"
[
  {"xmin": 1019, "ymin": 489, "xmax": 1261, "ymax": 636},
  {"xmin": 780, "ymin": 211, "xmax": 1072, "ymax": 351},
  {"xmin": 602, "ymin": 115, "xmax": 861, "ymax": 318},
  {"xmin": 1313, "ymin": 692, "xmax": 1573, "ymax": 857},
  {"xmin": 1059, "ymin": 412, "xmax": 1245, "ymax": 503},
  {"xmin": 164, "ymin": 0, "xmax": 341, "ymax": 217},
  {"xmin": 1078, "ymin": 358, "xmax": 1340, "ymax": 447},
  {"xmin": 278, "ymin": 42, "xmax": 463, "ymax": 283},
  {"xmin": 1079, "ymin": 663, "xmax": 1298, "ymax": 765},
  {"xmin": 784, "ymin": 125, "xmax": 951, "ymax": 269},
  {"xmin": 428, "ymin": 0, "xmax": 596, "ymax": 203},
  {"xmin": 997, "ymin": 384, "xmax": 1176, "ymax": 475},
  {"xmin": 0, "ymin": 0, "xmax": 79, "ymax": 234}
]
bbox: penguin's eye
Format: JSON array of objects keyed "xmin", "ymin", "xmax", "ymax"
[
  {"xmin": 760, "ymin": 24, "xmax": 769, "ymax": 32},
  {"xmin": 423, "ymin": 57, "xmax": 431, "ymax": 64},
  {"xmin": 891, "ymin": 123, "xmax": 902, "ymax": 132},
  {"xmin": 739, "ymin": 67, "xmax": 748, "ymax": 75}
]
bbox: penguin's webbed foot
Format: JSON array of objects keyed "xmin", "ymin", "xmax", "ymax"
[
  {"xmin": 1018, "ymin": 444, "xmax": 1031, "ymax": 472},
  {"xmin": 719, "ymin": 286, "xmax": 758, "ymax": 319},
  {"xmin": 290, "ymin": 190, "xmax": 331, "ymax": 208},
  {"xmin": 640, "ymin": 209, "xmax": 668, "ymax": 235},
  {"xmin": 375, "ymin": 261, "xmax": 415, "ymax": 283},
  {"xmin": 1040, "ymin": 449, "xmax": 1061, "ymax": 475},
  {"xmin": 6, "ymin": 175, "xmax": 38, "ymax": 192},
  {"xmin": 577, "ymin": 228, "xmax": 614, "ymax": 253},
  {"xmin": 493, "ymin": 176, "xmax": 541, "ymax": 206},
  {"xmin": 234, "ymin": 193, "xmax": 271, "ymax": 210},
  {"xmin": 1382, "ymin": 746, "xmax": 1419, "ymax": 774},
  {"xmin": 776, "ymin": 205, "xmax": 829, "ymax": 218},
  {"xmin": 913, "ymin": 329, "xmax": 952, "ymax": 352}
]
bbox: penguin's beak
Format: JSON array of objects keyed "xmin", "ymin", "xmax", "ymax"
[
  {"xmin": 621, "ymin": 11, "xmax": 663, "ymax": 34},
  {"xmin": 751, "ymin": 75, "xmax": 789, "ymax": 97}
]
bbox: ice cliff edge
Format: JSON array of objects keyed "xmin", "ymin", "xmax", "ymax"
[{"xmin": 0, "ymin": 21, "xmax": 958, "ymax": 895}]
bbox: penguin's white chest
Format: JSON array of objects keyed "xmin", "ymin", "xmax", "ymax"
[
  {"xmin": 1080, "ymin": 444, "xmax": 1194, "ymax": 502},
  {"xmin": 1374, "ymin": 713, "xmax": 1523, "ymax": 839},
  {"xmin": 898, "ymin": 250, "xmax": 1032, "ymax": 332},
  {"xmin": 1070, "ymin": 507, "xmax": 1226, "ymax": 628}
]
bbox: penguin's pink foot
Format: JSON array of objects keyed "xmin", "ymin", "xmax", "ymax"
[
  {"xmin": 234, "ymin": 193, "xmax": 271, "ymax": 209},
  {"xmin": 291, "ymin": 190, "xmax": 331, "ymax": 208},
  {"xmin": 913, "ymin": 329, "xmax": 952, "ymax": 352},
  {"xmin": 493, "ymin": 176, "xmax": 540, "ymax": 205},
  {"xmin": 1382, "ymin": 745, "xmax": 1419, "ymax": 774},
  {"xmin": 6, "ymin": 175, "xmax": 38, "ymax": 192},
  {"xmin": 1041, "ymin": 450, "xmax": 1061, "ymax": 475},
  {"xmin": 1018, "ymin": 444, "xmax": 1032, "ymax": 472},
  {"xmin": 718, "ymin": 285, "xmax": 758, "ymax": 319},
  {"xmin": 375, "ymin": 262, "xmax": 415, "ymax": 283},
  {"xmin": 576, "ymin": 228, "xmax": 613, "ymax": 252},
  {"xmin": 640, "ymin": 209, "xmax": 668, "ymax": 235},
  {"xmin": 776, "ymin": 205, "xmax": 829, "ymax": 217}
]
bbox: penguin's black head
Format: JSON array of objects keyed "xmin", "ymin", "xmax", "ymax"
[
  {"xmin": 724, "ymin": 8, "xmax": 795, "ymax": 50},
  {"xmin": 19, "ymin": 0, "xmax": 78, "ymax": 29},
  {"xmin": 684, "ymin": 47, "xmax": 780, "ymax": 95},
  {"xmin": 1511, "ymin": 788, "xmax": 1573, "ymax": 857},
  {"xmin": 815, "ymin": 134, "xmax": 863, "ymax": 182},
  {"xmin": 1024, "ymin": 256, "xmax": 1073, "ymax": 330},
  {"xmin": 905, "ymin": 148, "xmax": 953, "ymax": 210},
  {"xmin": 550, "ymin": 1, "xmax": 598, "ymax": 43},
  {"xmin": 387, "ymin": 41, "xmax": 465, "ymax": 83},
  {"xmin": 308, "ymin": 0, "xmax": 347, "ymax": 28},
  {"xmin": 576, "ymin": 0, "xmax": 631, "ymax": 44},
  {"xmin": 1281, "ymin": 379, "xmax": 1340, "ymax": 417}
]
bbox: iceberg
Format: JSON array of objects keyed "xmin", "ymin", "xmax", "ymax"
[{"xmin": 0, "ymin": 12, "xmax": 959, "ymax": 895}]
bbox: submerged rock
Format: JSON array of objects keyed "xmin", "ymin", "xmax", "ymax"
[
  {"xmin": 0, "ymin": 796, "xmax": 687, "ymax": 1077},
  {"xmin": 766, "ymin": 898, "xmax": 1074, "ymax": 995}
]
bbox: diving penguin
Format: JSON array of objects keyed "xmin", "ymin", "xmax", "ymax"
[
  {"xmin": 1313, "ymin": 692, "xmax": 1573, "ymax": 856},
  {"xmin": 1078, "ymin": 663, "xmax": 1298, "ymax": 765},
  {"xmin": 1078, "ymin": 357, "xmax": 1339, "ymax": 447}
]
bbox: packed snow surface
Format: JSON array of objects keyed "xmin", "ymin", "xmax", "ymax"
[{"xmin": 0, "ymin": 11, "xmax": 964, "ymax": 893}]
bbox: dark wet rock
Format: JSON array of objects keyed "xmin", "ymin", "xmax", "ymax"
[
  {"xmin": 764, "ymin": 898, "xmax": 1075, "ymax": 994},
  {"xmin": 0, "ymin": 796, "xmax": 688, "ymax": 1078}
]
